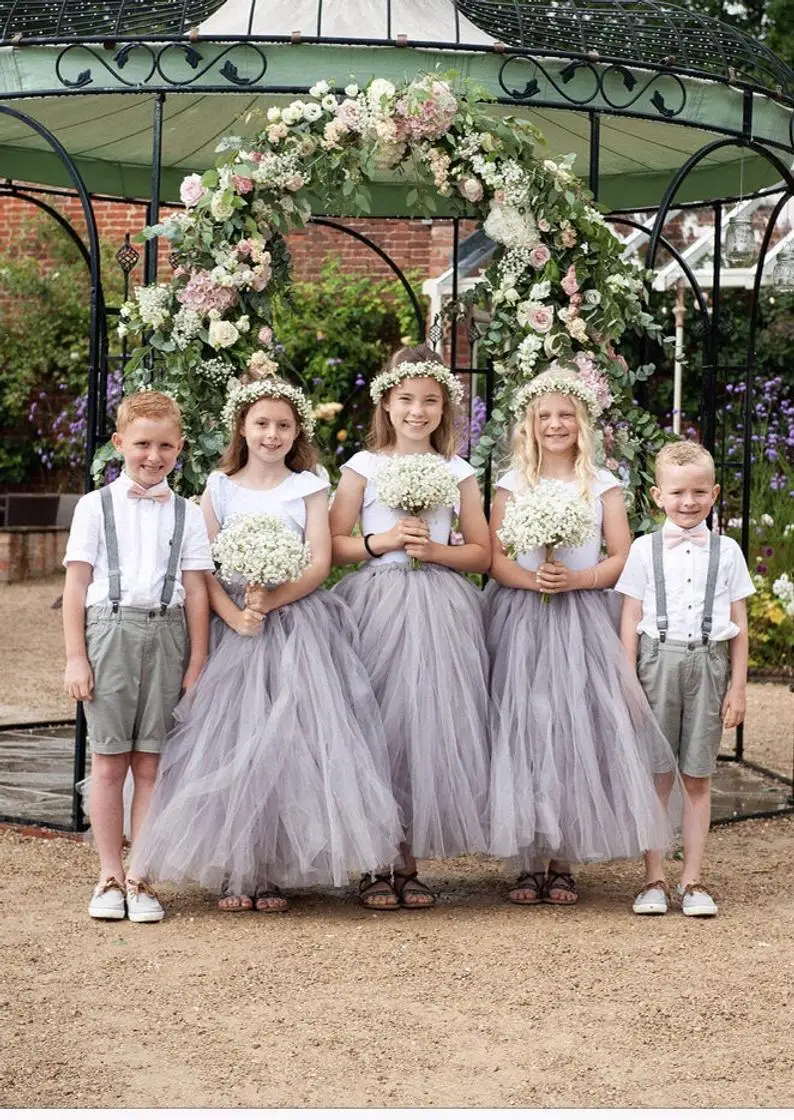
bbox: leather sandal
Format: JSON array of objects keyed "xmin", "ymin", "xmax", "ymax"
[
  {"xmin": 508, "ymin": 871, "xmax": 545, "ymax": 905},
  {"xmin": 393, "ymin": 872, "xmax": 436, "ymax": 909},
  {"xmin": 359, "ymin": 873, "xmax": 400, "ymax": 911},
  {"xmin": 253, "ymin": 887, "xmax": 289, "ymax": 913},
  {"xmin": 543, "ymin": 871, "xmax": 578, "ymax": 905}
]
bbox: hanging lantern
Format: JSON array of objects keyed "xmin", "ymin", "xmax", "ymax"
[
  {"xmin": 772, "ymin": 244, "xmax": 794, "ymax": 291},
  {"xmin": 723, "ymin": 217, "xmax": 756, "ymax": 267}
]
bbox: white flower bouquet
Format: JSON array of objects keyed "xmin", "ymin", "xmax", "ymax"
[
  {"xmin": 212, "ymin": 513, "xmax": 311, "ymax": 588},
  {"xmin": 498, "ymin": 480, "xmax": 596, "ymax": 603},
  {"xmin": 376, "ymin": 453, "xmax": 460, "ymax": 568}
]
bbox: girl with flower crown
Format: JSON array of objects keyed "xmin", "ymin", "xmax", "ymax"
[
  {"xmin": 330, "ymin": 344, "xmax": 492, "ymax": 910},
  {"xmin": 486, "ymin": 363, "xmax": 680, "ymax": 907},
  {"xmin": 131, "ymin": 376, "xmax": 402, "ymax": 912}
]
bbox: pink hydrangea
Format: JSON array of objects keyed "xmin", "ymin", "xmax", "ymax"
[
  {"xmin": 394, "ymin": 79, "xmax": 458, "ymax": 142},
  {"xmin": 177, "ymin": 270, "xmax": 238, "ymax": 315},
  {"xmin": 572, "ymin": 353, "xmax": 613, "ymax": 411}
]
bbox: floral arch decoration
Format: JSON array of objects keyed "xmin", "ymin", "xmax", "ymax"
[{"xmin": 116, "ymin": 72, "xmax": 666, "ymax": 514}]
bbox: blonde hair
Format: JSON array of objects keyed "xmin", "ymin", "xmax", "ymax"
[
  {"xmin": 115, "ymin": 391, "xmax": 182, "ymax": 434},
  {"xmin": 654, "ymin": 440, "xmax": 715, "ymax": 483},
  {"xmin": 367, "ymin": 344, "xmax": 461, "ymax": 459},
  {"xmin": 217, "ymin": 393, "xmax": 318, "ymax": 475},
  {"xmin": 511, "ymin": 393, "xmax": 596, "ymax": 501}
]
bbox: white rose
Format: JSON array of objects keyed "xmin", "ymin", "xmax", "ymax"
[
  {"xmin": 368, "ymin": 78, "xmax": 395, "ymax": 104},
  {"xmin": 583, "ymin": 289, "xmax": 602, "ymax": 307},
  {"xmin": 303, "ymin": 102, "xmax": 323, "ymax": 123},
  {"xmin": 208, "ymin": 319, "xmax": 240, "ymax": 350},
  {"xmin": 321, "ymin": 94, "xmax": 338, "ymax": 112},
  {"xmin": 309, "ymin": 80, "xmax": 330, "ymax": 98},
  {"xmin": 281, "ymin": 106, "xmax": 301, "ymax": 125},
  {"xmin": 210, "ymin": 193, "xmax": 234, "ymax": 221},
  {"xmin": 345, "ymin": 83, "xmax": 359, "ymax": 97},
  {"xmin": 266, "ymin": 106, "xmax": 281, "ymax": 122}
]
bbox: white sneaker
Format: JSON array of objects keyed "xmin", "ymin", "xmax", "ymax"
[
  {"xmin": 632, "ymin": 881, "xmax": 669, "ymax": 915},
  {"xmin": 677, "ymin": 882, "xmax": 718, "ymax": 918},
  {"xmin": 126, "ymin": 879, "xmax": 165, "ymax": 923},
  {"xmin": 88, "ymin": 876, "xmax": 127, "ymax": 920}
]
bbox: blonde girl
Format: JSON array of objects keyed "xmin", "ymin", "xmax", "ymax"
[
  {"xmin": 330, "ymin": 345, "xmax": 492, "ymax": 910},
  {"xmin": 486, "ymin": 365, "xmax": 680, "ymax": 907},
  {"xmin": 131, "ymin": 377, "xmax": 401, "ymax": 912}
]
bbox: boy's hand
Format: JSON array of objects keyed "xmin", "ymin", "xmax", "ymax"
[
  {"xmin": 64, "ymin": 655, "xmax": 94, "ymax": 701},
  {"xmin": 722, "ymin": 684, "xmax": 747, "ymax": 729},
  {"xmin": 234, "ymin": 606, "xmax": 264, "ymax": 638},
  {"xmin": 182, "ymin": 660, "xmax": 205, "ymax": 693}
]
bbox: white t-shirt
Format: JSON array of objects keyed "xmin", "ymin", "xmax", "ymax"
[
  {"xmin": 496, "ymin": 467, "xmax": 621, "ymax": 572},
  {"xmin": 615, "ymin": 519, "xmax": 755, "ymax": 641},
  {"xmin": 63, "ymin": 473, "xmax": 214, "ymax": 609},
  {"xmin": 342, "ymin": 450, "xmax": 474, "ymax": 567}
]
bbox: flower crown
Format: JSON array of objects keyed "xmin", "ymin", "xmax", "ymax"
[
  {"xmin": 221, "ymin": 377, "xmax": 316, "ymax": 438},
  {"xmin": 369, "ymin": 360, "xmax": 464, "ymax": 406},
  {"xmin": 512, "ymin": 368, "xmax": 602, "ymax": 421}
]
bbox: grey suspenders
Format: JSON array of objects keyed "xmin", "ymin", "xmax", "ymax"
[
  {"xmin": 651, "ymin": 528, "xmax": 721, "ymax": 644},
  {"xmin": 99, "ymin": 486, "xmax": 186, "ymax": 613}
]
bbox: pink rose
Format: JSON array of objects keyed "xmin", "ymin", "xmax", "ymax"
[
  {"xmin": 231, "ymin": 175, "xmax": 254, "ymax": 194},
  {"xmin": 561, "ymin": 228, "xmax": 577, "ymax": 248},
  {"xmin": 529, "ymin": 245, "xmax": 551, "ymax": 269},
  {"xmin": 179, "ymin": 174, "xmax": 207, "ymax": 208},
  {"xmin": 537, "ymin": 217, "xmax": 551, "ymax": 232},
  {"xmin": 284, "ymin": 173, "xmax": 304, "ymax": 192},
  {"xmin": 528, "ymin": 306, "xmax": 554, "ymax": 334},
  {"xmin": 258, "ymin": 326, "xmax": 273, "ymax": 345},
  {"xmin": 561, "ymin": 265, "xmax": 579, "ymax": 296},
  {"xmin": 250, "ymin": 151, "xmax": 263, "ymax": 163},
  {"xmin": 457, "ymin": 176, "xmax": 484, "ymax": 203}
]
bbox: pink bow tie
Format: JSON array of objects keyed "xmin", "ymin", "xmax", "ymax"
[
  {"xmin": 127, "ymin": 484, "xmax": 170, "ymax": 503},
  {"xmin": 664, "ymin": 526, "xmax": 708, "ymax": 549}
]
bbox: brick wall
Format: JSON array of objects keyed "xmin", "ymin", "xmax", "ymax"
[{"xmin": 0, "ymin": 528, "xmax": 69, "ymax": 582}]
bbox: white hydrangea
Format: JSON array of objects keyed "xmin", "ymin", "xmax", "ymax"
[
  {"xmin": 772, "ymin": 573, "xmax": 794, "ymax": 617},
  {"xmin": 134, "ymin": 284, "xmax": 172, "ymax": 330},
  {"xmin": 484, "ymin": 202, "xmax": 540, "ymax": 250},
  {"xmin": 213, "ymin": 513, "xmax": 312, "ymax": 588}
]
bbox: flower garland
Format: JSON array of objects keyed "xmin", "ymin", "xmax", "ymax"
[
  {"xmin": 221, "ymin": 378, "xmax": 316, "ymax": 437},
  {"xmin": 512, "ymin": 363, "xmax": 611, "ymax": 422},
  {"xmin": 369, "ymin": 361, "xmax": 464, "ymax": 405},
  {"xmin": 110, "ymin": 71, "xmax": 666, "ymax": 508}
]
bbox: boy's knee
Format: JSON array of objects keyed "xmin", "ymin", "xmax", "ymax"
[
  {"xmin": 682, "ymin": 773, "xmax": 711, "ymax": 798},
  {"xmin": 91, "ymin": 752, "xmax": 130, "ymax": 785},
  {"xmin": 130, "ymin": 751, "xmax": 160, "ymax": 785}
]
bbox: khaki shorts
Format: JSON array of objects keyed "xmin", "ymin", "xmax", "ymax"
[
  {"xmin": 637, "ymin": 633, "xmax": 730, "ymax": 778},
  {"xmin": 84, "ymin": 604, "xmax": 188, "ymax": 755}
]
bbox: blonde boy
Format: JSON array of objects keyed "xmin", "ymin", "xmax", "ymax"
[
  {"xmin": 63, "ymin": 392, "xmax": 213, "ymax": 922},
  {"xmin": 617, "ymin": 442, "xmax": 754, "ymax": 917}
]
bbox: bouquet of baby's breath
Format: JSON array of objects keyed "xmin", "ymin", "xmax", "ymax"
[
  {"xmin": 376, "ymin": 453, "xmax": 460, "ymax": 568},
  {"xmin": 498, "ymin": 480, "xmax": 595, "ymax": 603},
  {"xmin": 212, "ymin": 513, "xmax": 311, "ymax": 588}
]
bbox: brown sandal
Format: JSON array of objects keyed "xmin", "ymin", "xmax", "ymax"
[
  {"xmin": 359, "ymin": 873, "xmax": 400, "ymax": 911},
  {"xmin": 508, "ymin": 871, "xmax": 545, "ymax": 905},
  {"xmin": 253, "ymin": 887, "xmax": 289, "ymax": 913},
  {"xmin": 393, "ymin": 872, "xmax": 436, "ymax": 909},
  {"xmin": 543, "ymin": 871, "xmax": 579, "ymax": 905}
]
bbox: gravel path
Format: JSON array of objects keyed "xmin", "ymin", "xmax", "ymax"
[{"xmin": 1, "ymin": 820, "xmax": 793, "ymax": 1108}]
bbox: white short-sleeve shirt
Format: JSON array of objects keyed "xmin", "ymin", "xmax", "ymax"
[
  {"xmin": 615, "ymin": 518, "xmax": 755, "ymax": 641},
  {"xmin": 496, "ymin": 467, "xmax": 621, "ymax": 571},
  {"xmin": 206, "ymin": 469, "xmax": 329, "ymax": 539},
  {"xmin": 63, "ymin": 473, "xmax": 214, "ymax": 609},
  {"xmin": 342, "ymin": 450, "xmax": 475, "ymax": 567}
]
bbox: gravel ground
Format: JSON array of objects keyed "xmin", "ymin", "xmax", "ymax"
[{"xmin": 1, "ymin": 821, "xmax": 793, "ymax": 1108}]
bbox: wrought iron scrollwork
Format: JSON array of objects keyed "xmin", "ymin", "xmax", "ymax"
[
  {"xmin": 54, "ymin": 41, "xmax": 267, "ymax": 90},
  {"xmin": 498, "ymin": 55, "xmax": 687, "ymax": 120}
]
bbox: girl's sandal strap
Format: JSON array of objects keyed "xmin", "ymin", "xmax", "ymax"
[
  {"xmin": 359, "ymin": 874, "xmax": 400, "ymax": 910},
  {"xmin": 543, "ymin": 871, "xmax": 579, "ymax": 905},
  {"xmin": 508, "ymin": 871, "xmax": 545, "ymax": 905},
  {"xmin": 393, "ymin": 873, "xmax": 436, "ymax": 909}
]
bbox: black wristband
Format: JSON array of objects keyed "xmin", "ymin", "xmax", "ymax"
[{"xmin": 363, "ymin": 533, "xmax": 383, "ymax": 559}]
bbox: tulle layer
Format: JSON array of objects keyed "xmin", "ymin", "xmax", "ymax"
[
  {"xmin": 131, "ymin": 589, "xmax": 402, "ymax": 893},
  {"xmin": 334, "ymin": 563, "xmax": 490, "ymax": 858},
  {"xmin": 485, "ymin": 584, "xmax": 682, "ymax": 865}
]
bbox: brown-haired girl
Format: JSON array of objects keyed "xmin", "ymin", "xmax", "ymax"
[
  {"xmin": 330, "ymin": 347, "xmax": 492, "ymax": 910},
  {"xmin": 131, "ymin": 378, "xmax": 401, "ymax": 913}
]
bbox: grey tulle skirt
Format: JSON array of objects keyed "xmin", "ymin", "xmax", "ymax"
[
  {"xmin": 334, "ymin": 563, "xmax": 490, "ymax": 859},
  {"xmin": 130, "ymin": 588, "xmax": 403, "ymax": 893},
  {"xmin": 485, "ymin": 583, "xmax": 682, "ymax": 866}
]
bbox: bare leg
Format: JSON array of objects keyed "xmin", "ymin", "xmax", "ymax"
[
  {"xmin": 126, "ymin": 751, "xmax": 160, "ymax": 881},
  {"xmin": 88, "ymin": 752, "xmax": 129, "ymax": 884},
  {"xmin": 680, "ymin": 774, "xmax": 712, "ymax": 888},
  {"xmin": 393, "ymin": 842, "xmax": 434, "ymax": 907},
  {"xmin": 545, "ymin": 859, "xmax": 578, "ymax": 904}
]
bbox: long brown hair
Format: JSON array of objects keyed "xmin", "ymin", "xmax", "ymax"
[
  {"xmin": 218, "ymin": 392, "xmax": 318, "ymax": 475},
  {"xmin": 367, "ymin": 344, "xmax": 461, "ymax": 459}
]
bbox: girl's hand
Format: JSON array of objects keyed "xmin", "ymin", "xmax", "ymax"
[
  {"xmin": 378, "ymin": 516, "xmax": 430, "ymax": 553},
  {"xmin": 245, "ymin": 584, "xmax": 276, "ymax": 615},
  {"xmin": 405, "ymin": 537, "xmax": 438, "ymax": 563},
  {"xmin": 64, "ymin": 655, "xmax": 94, "ymax": 701},
  {"xmin": 536, "ymin": 559, "xmax": 578, "ymax": 595},
  {"xmin": 182, "ymin": 659, "xmax": 205, "ymax": 693},
  {"xmin": 233, "ymin": 606, "xmax": 264, "ymax": 637}
]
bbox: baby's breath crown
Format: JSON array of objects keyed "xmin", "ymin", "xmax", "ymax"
[
  {"xmin": 370, "ymin": 360, "xmax": 464, "ymax": 406},
  {"xmin": 512, "ymin": 369, "xmax": 601, "ymax": 421},
  {"xmin": 222, "ymin": 377, "xmax": 316, "ymax": 438}
]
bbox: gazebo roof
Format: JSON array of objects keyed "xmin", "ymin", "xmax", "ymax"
[{"xmin": 1, "ymin": 0, "xmax": 793, "ymax": 210}]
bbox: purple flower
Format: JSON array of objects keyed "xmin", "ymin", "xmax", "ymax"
[{"xmin": 756, "ymin": 563, "xmax": 768, "ymax": 575}]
